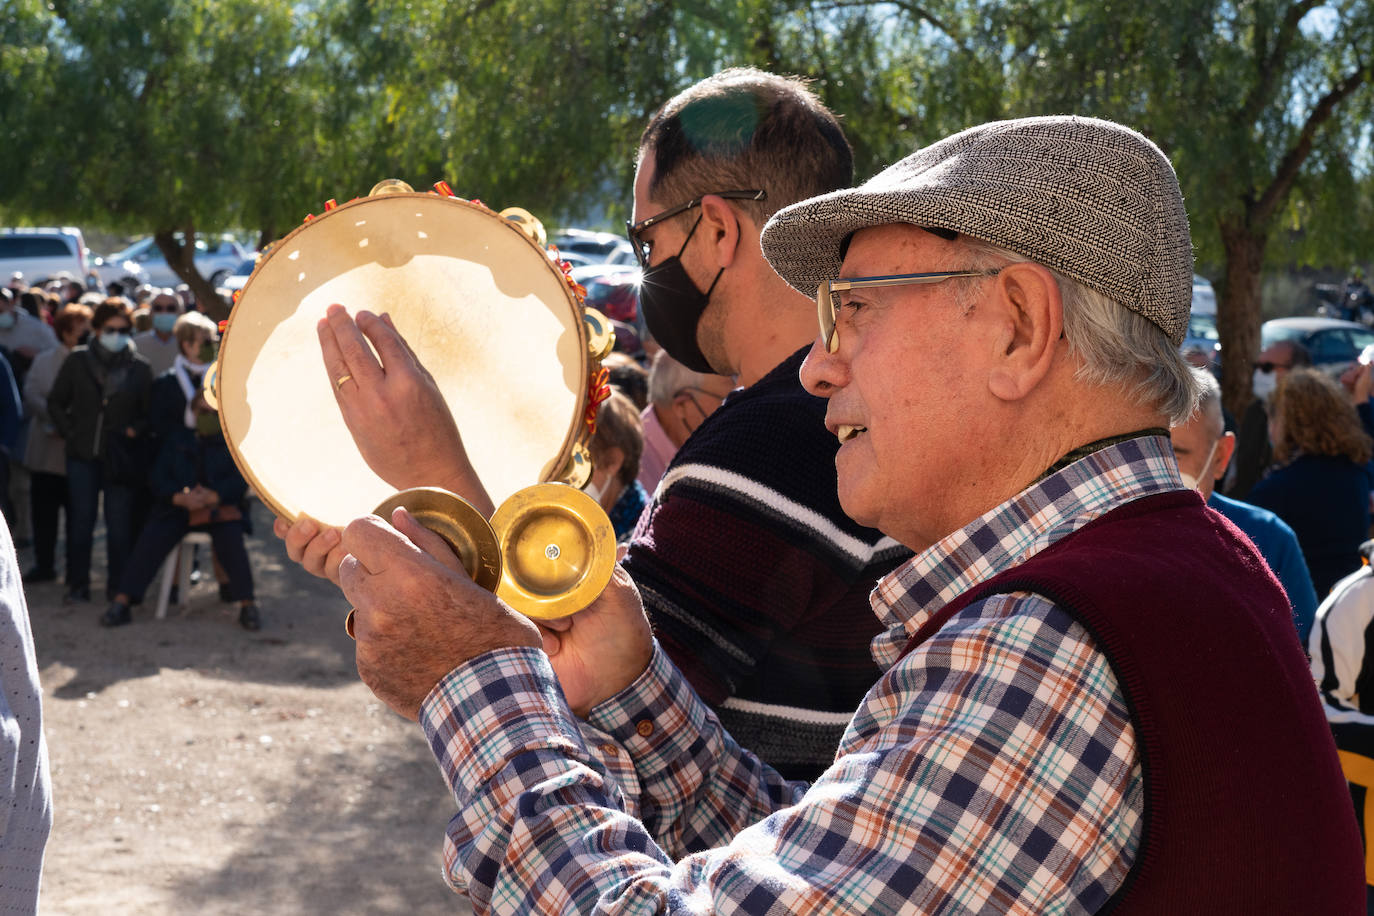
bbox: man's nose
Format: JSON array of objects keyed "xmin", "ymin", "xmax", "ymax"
[{"xmin": 800, "ymin": 336, "xmax": 847, "ymax": 397}]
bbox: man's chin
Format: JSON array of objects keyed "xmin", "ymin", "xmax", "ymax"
[{"xmin": 836, "ymin": 486, "xmax": 881, "ymax": 532}]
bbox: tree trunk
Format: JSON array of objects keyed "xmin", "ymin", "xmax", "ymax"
[
  {"xmin": 1217, "ymin": 217, "xmax": 1268, "ymax": 420},
  {"xmin": 152, "ymin": 229, "xmax": 231, "ymax": 322}
]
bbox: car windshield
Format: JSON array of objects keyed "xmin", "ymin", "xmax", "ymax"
[
  {"xmin": 230, "ymin": 258, "xmax": 255, "ymax": 276},
  {"xmin": 1261, "ymin": 324, "xmax": 1316, "ymax": 347}
]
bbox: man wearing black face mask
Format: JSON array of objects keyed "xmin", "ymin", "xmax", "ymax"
[
  {"xmin": 279, "ymin": 68, "xmax": 909, "ymax": 780},
  {"xmin": 612, "ymin": 69, "xmax": 909, "ymax": 778}
]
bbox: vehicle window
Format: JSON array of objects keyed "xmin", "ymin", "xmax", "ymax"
[
  {"xmin": 0, "ymin": 237, "xmax": 75, "ymax": 258},
  {"xmin": 1262, "ymin": 324, "xmax": 1313, "ymax": 347},
  {"xmin": 1188, "ymin": 313, "xmax": 1219, "ymax": 342},
  {"xmin": 1350, "ymin": 329, "xmax": 1374, "ymax": 360},
  {"xmin": 1308, "ymin": 329, "xmax": 1353, "ymax": 362}
]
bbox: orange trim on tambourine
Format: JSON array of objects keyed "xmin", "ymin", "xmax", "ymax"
[
  {"xmin": 585, "ymin": 366, "xmax": 612, "ymax": 434},
  {"xmin": 433, "ymin": 180, "xmax": 456, "ymax": 198}
]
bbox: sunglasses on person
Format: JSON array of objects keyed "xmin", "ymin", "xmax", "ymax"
[
  {"xmin": 1255, "ymin": 361, "xmax": 1292, "ymax": 373},
  {"xmin": 150, "ymin": 303, "xmax": 179, "ymax": 314},
  {"xmin": 625, "ymin": 190, "xmax": 766, "ymax": 269},
  {"xmin": 815, "ymin": 270, "xmax": 1002, "ymax": 353}
]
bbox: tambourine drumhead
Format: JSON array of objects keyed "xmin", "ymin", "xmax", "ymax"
[{"xmin": 217, "ymin": 193, "xmax": 587, "ymax": 529}]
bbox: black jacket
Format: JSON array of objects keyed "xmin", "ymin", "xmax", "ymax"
[
  {"xmin": 146, "ymin": 371, "xmax": 247, "ymax": 507},
  {"xmin": 47, "ymin": 344, "xmax": 152, "ymax": 464}
]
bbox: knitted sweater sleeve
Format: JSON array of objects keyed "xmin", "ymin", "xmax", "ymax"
[{"xmin": 622, "ymin": 371, "xmax": 895, "ymax": 706}]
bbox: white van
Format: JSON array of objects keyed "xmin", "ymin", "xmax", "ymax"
[
  {"xmin": 1184, "ymin": 274, "xmax": 1219, "ymax": 359},
  {"xmin": 0, "ymin": 228, "xmax": 93, "ymax": 288}
]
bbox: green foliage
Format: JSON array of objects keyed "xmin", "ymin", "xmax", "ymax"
[{"xmin": 2, "ymin": 0, "xmax": 1369, "ymax": 301}]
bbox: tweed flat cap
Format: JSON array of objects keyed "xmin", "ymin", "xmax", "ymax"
[{"xmin": 760, "ymin": 115, "xmax": 1194, "ymax": 346}]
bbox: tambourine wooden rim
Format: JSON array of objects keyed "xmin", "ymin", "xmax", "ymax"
[{"xmin": 215, "ymin": 185, "xmax": 598, "ymax": 528}]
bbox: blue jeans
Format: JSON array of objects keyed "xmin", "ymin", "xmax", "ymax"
[{"xmin": 65, "ymin": 457, "xmax": 138, "ymax": 598}]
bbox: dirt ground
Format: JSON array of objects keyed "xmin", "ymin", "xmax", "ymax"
[{"xmin": 20, "ymin": 503, "xmax": 473, "ymax": 915}]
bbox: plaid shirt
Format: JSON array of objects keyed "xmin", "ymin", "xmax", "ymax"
[{"xmin": 421, "ymin": 435, "xmax": 1183, "ymax": 914}]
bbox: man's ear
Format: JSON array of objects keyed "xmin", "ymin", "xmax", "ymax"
[
  {"xmin": 698, "ymin": 194, "xmax": 745, "ymax": 269},
  {"xmin": 986, "ymin": 262, "xmax": 1063, "ymax": 402},
  {"xmin": 1213, "ymin": 430, "xmax": 1238, "ymax": 481}
]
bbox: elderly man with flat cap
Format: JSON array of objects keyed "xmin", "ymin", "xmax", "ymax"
[{"xmin": 337, "ymin": 116, "xmax": 1362, "ymax": 913}]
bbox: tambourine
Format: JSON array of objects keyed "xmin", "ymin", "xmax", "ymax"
[{"xmin": 214, "ymin": 180, "xmax": 617, "ymax": 619}]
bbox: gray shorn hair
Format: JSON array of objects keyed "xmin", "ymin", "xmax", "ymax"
[
  {"xmin": 1185, "ymin": 367, "xmax": 1225, "ymax": 439},
  {"xmin": 958, "ymin": 237, "xmax": 1200, "ymax": 424},
  {"xmin": 647, "ymin": 351, "xmax": 714, "ymax": 407}
]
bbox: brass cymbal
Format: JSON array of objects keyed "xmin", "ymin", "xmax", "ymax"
[
  {"xmin": 557, "ymin": 441, "xmax": 593, "ymax": 490},
  {"xmin": 201, "ymin": 360, "xmax": 220, "ymax": 412},
  {"xmin": 489, "ymin": 483, "xmax": 615, "ymax": 620},
  {"xmin": 499, "ymin": 206, "xmax": 548, "ymax": 248},
  {"xmin": 584, "ymin": 307, "xmax": 616, "ymax": 361},
  {"xmin": 368, "ymin": 178, "xmax": 415, "ymax": 196},
  {"xmin": 373, "ymin": 487, "xmax": 502, "ymax": 594}
]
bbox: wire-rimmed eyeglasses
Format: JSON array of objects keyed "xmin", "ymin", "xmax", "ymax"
[{"xmin": 816, "ymin": 269, "xmax": 1002, "ymax": 353}]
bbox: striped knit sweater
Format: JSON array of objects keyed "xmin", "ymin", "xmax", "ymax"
[{"xmin": 623, "ymin": 347, "xmax": 909, "ymax": 780}]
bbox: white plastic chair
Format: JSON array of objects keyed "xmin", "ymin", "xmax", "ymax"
[{"xmin": 153, "ymin": 531, "xmax": 215, "ymax": 619}]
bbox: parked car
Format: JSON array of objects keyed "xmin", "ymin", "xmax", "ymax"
[
  {"xmin": 569, "ymin": 264, "xmax": 639, "ymax": 321},
  {"xmin": 0, "ymin": 227, "xmax": 99, "ymax": 289},
  {"xmin": 1261, "ymin": 316, "xmax": 1374, "ymax": 378},
  {"xmin": 550, "ymin": 229, "xmax": 636, "ymax": 266},
  {"xmin": 1182, "ymin": 274, "xmax": 1220, "ymax": 364},
  {"xmin": 217, "ymin": 257, "xmax": 257, "ymax": 295},
  {"xmin": 103, "ymin": 235, "xmax": 249, "ymax": 288}
]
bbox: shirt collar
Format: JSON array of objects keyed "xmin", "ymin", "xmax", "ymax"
[{"xmin": 873, "ymin": 433, "xmax": 1184, "ymax": 633}]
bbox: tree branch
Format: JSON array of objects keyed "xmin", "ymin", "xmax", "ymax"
[
  {"xmin": 810, "ymin": 0, "xmax": 964, "ymax": 49},
  {"xmin": 1240, "ymin": 0, "xmax": 1323, "ymax": 124},
  {"xmin": 1253, "ymin": 64, "xmax": 1371, "ymax": 225}
]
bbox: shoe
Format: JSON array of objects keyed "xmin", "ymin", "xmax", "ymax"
[
  {"xmin": 238, "ymin": 602, "xmax": 261, "ymax": 632},
  {"xmin": 63, "ymin": 586, "xmax": 91, "ymax": 605},
  {"xmin": 99, "ymin": 601, "xmax": 132, "ymax": 627},
  {"xmin": 22, "ymin": 567, "xmax": 56, "ymax": 584}
]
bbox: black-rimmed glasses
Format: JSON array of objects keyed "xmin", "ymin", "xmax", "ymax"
[
  {"xmin": 816, "ymin": 270, "xmax": 1001, "ymax": 353},
  {"xmin": 626, "ymin": 190, "xmax": 766, "ymax": 268}
]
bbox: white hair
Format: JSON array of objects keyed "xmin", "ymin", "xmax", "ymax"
[
  {"xmin": 647, "ymin": 350, "xmax": 715, "ymax": 406},
  {"xmin": 956, "ymin": 238, "xmax": 1200, "ymax": 423}
]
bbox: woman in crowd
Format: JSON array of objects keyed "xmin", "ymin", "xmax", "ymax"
[
  {"xmin": 100, "ymin": 312, "xmax": 258, "ymax": 629},
  {"xmin": 21, "ymin": 303, "xmax": 93, "ymax": 583},
  {"xmin": 47, "ymin": 297, "xmax": 153, "ymax": 604},
  {"xmin": 1251, "ymin": 367, "xmax": 1374, "ymax": 597},
  {"xmin": 586, "ymin": 390, "xmax": 648, "ymax": 543}
]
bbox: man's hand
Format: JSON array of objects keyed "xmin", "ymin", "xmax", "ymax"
[
  {"xmin": 539, "ymin": 565, "xmax": 654, "ymax": 717},
  {"xmin": 273, "ymin": 515, "xmax": 347, "ymax": 585},
  {"xmin": 318, "ymin": 305, "xmax": 494, "ymax": 516},
  {"xmin": 341, "ymin": 508, "xmax": 541, "ymax": 720}
]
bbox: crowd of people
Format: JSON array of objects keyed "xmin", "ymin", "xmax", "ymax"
[{"xmin": 0, "ymin": 275, "xmax": 258, "ymax": 631}]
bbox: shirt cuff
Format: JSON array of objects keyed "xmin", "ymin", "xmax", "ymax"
[
  {"xmin": 584, "ymin": 640, "xmax": 718, "ymax": 781},
  {"xmin": 419, "ymin": 646, "xmax": 591, "ymax": 807}
]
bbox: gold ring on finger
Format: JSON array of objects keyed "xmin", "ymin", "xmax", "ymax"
[
  {"xmin": 344, "ymin": 608, "xmax": 356, "ymax": 639},
  {"xmin": 336, "ymin": 374, "xmax": 353, "ymax": 389}
]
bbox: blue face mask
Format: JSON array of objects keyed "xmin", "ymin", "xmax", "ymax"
[
  {"xmin": 0, "ymin": 311, "xmax": 16, "ymax": 331},
  {"xmin": 152, "ymin": 312, "xmax": 177, "ymax": 334},
  {"xmin": 99, "ymin": 331, "xmax": 132, "ymax": 353}
]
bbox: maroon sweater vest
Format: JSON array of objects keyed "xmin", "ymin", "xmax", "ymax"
[{"xmin": 900, "ymin": 490, "xmax": 1364, "ymax": 913}]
